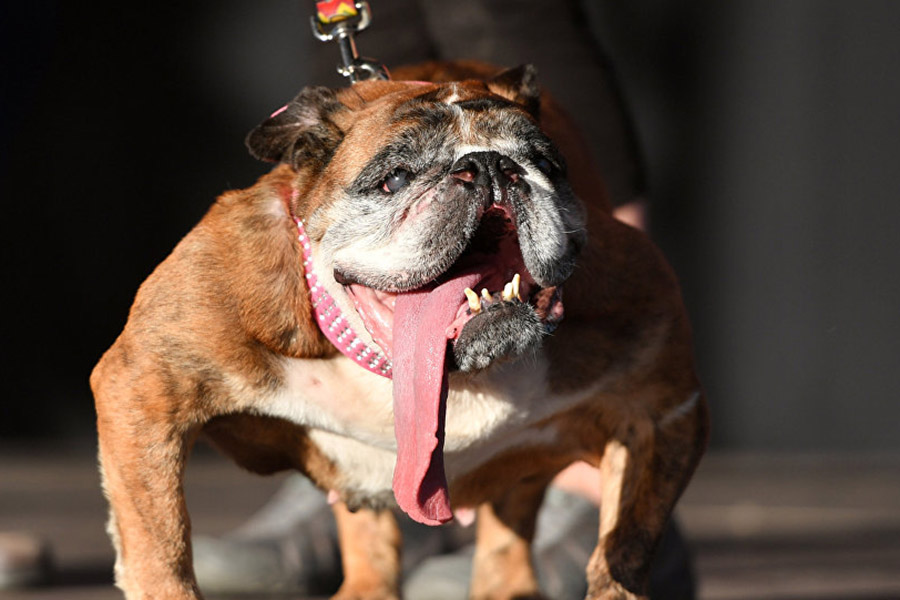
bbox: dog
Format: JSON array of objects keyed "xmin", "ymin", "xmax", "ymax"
[{"xmin": 91, "ymin": 61, "xmax": 708, "ymax": 600}]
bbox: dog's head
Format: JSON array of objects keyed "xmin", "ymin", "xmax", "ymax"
[{"xmin": 247, "ymin": 66, "xmax": 586, "ymax": 524}]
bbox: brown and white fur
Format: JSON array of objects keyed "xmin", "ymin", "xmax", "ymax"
[{"xmin": 91, "ymin": 62, "xmax": 708, "ymax": 600}]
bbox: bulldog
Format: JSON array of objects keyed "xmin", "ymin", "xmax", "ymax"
[{"xmin": 91, "ymin": 61, "xmax": 708, "ymax": 600}]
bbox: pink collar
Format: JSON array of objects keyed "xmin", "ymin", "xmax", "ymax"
[{"xmin": 295, "ymin": 218, "xmax": 393, "ymax": 379}]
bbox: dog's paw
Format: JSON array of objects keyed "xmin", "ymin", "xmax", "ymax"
[
  {"xmin": 585, "ymin": 583, "xmax": 647, "ymax": 600},
  {"xmin": 471, "ymin": 594, "xmax": 548, "ymax": 600},
  {"xmin": 331, "ymin": 588, "xmax": 399, "ymax": 600}
]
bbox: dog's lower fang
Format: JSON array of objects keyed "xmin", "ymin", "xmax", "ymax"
[{"xmin": 464, "ymin": 288, "xmax": 481, "ymax": 314}]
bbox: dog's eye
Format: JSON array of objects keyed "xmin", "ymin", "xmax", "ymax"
[
  {"xmin": 536, "ymin": 157, "xmax": 554, "ymax": 176},
  {"xmin": 381, "ymin": 169, "xmax": 411, "ymax": 193}
]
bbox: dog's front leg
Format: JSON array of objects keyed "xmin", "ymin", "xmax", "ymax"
[
  {"xmin": 585, "ymin": 391, "xmax": 708, "ymax": 600},
  {"xmin": 332, "ymin": 501, "xmax": 402, "ymax": 600},
  {"xmin": 97, "ymin": 411, "xmax": 200, "ymax": 599},
  {"xmin": 469, "ymin": 478, "xmax": 550, "ymax": 600}
]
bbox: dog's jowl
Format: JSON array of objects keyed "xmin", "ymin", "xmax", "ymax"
[{"xmin": 92, "ymin": 63, "xmax": 708, "ymax": 600}]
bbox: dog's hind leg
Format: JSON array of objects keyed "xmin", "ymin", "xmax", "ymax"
[
  {"xmin": 332, "ymin": 502, "xmax": 402, "ymax": 600},
  {"xmin": 469, "ymin": 477, "xmax": 552, "ymax": 600},
  {"xmin": 585, "ymin": 390, "xmax": 708, "ymax": 600}
]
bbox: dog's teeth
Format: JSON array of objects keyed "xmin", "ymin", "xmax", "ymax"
[
  {"xmin": 511, "ymin": 273, "xmax": 522, "ymax": 301},
  {"xmin": 464, "ymin": 288, "xmax": 481, "ymax": 313},
  {"xmin": 502, "ymin": 282, "xmax": 514, "ymax": 302},
  {"xmin": 481, "ymin": 288, "xmax": 492, "ymax": 302}
]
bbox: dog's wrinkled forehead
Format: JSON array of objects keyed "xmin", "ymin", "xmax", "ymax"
[
  {"xmin": 387, "ymin": 82, "xmax": 527, "ymax": 122},
  {"xmin": 338, "ymin": 82, "xmax": 553, "ymax": 191}
]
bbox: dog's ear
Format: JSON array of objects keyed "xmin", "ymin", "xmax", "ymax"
[
  {"xmin": 246, "ymin": 87, "xmax": 346, "ymax": 170},
  {"xmin": 486, "ymin": 64, "xmax": 541, "ymax": 118}
]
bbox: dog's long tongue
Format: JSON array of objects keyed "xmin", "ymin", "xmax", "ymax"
[{"xmin": 392, "ymin": 271, "xmax": 482, "ymax": 526}]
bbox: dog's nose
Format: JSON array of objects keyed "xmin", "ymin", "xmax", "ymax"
[{"xmin": 451, "ymin": 151, "xmax": 523, "ymax": 206}]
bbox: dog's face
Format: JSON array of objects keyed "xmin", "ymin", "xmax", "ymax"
[{"xmin": 247, "ymin": 66, "xmax": 586, "ymax": 525}]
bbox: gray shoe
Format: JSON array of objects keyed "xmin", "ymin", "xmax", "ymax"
[
  {"xmin": 403, "ymin": 543, "xmax": 472, "ymax": 600},
  {"xmin": 0, "ymin": 532, "xmax": 52, "ymax": 589},
  {"xmin": 192, "ymin": 476, "xmax": 341, "ymax": 595}
]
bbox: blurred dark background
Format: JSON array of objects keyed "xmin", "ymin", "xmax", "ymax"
[{"xmin": 2, "ymin": 0, "xmax": 899, "ymax": 452}]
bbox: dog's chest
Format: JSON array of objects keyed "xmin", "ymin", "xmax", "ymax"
[{"xmin": 259, "ymin": 354, "xmax": 574, "ymax": 496}]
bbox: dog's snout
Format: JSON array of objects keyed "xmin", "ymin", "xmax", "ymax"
[{"xmin": 451, "ymin": 152, "xmax": 524, "ymax": 206}]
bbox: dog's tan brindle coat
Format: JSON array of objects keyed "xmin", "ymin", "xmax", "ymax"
[{"xmin": 92, "ymin": 63, "xmax": 708, "ymax": 600}]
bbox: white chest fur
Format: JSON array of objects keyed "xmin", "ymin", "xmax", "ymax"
[{"xmin": 255, "ymin": 352, "xmax": 594, "ymax": 498}]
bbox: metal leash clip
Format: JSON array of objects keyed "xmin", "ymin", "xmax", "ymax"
[{"xmin": 310, "ymin": 1, "xmax": 390, "ymax": 83}]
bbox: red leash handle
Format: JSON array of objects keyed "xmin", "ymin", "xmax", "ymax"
[{"xmin": 316, "ymin": 0, "xmax": 359, "ymax": 24}]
